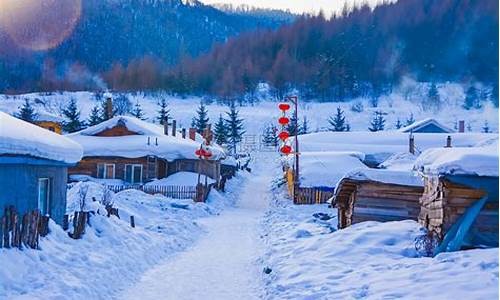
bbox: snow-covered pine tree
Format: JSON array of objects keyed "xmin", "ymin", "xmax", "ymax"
[
  {"xmin": 62, "ymin": 98, "xmax": 85, "ymax": 133},
  {"xmin": 225, "ymin": 103, "xmax": 245, "ymax": 155},
  {"xmin": 491, "ymin": 84, "xmax": 499, "ymax": 107},
  {"xmin": 406, "ymin": 113, "xmax": 415, "ymax": 126},
  {"xmin": 15, "ymin": 99, "xmax": 37, "ymax": 123},
  {"xmin": 328, "ymin": 107, "xmax": 347, "ymax": 131},
  {"xmin": 395, "ymin": 118, "xmax": 403, "ymax": 129},
  {"xmin": 156, "ymin": 99, "xmax": 171, "ymax": 125},
  {"xmin": 369, "ymin": 111, "xmax": 386, "ymax": 132},
  {"xmin": 482, "ymin": 121, "xmax": 490, "ymax": 133},
  {"xmin": 192, "ymin": 103, "xmax": 209, "ymax": 134},
  {"xmin": 424, "ymin": 82, "xmax": 440, "ymax": 110},
  {"xmin": 131, "ymin": 101, "xmax": 146, "ymax": 120},
  {"xmin": 262, "ymin": 124, "xmax": 278, "ymax": 147},
  {"xmin": 464, "ymin": 86, "xmax": 480, "ymax": 110},
  {"xmin": 100, "ymin": 99, "xmax": 113, "ymax": 121},
  {"xmin": 286, "ymin": 114, "xmax": 301, "ymax": 136},
  {"xmin": 87, "ymin": 105, "xmax": 102, "ymax": 126},
  {"xmin": 213, "ymin": 114, "xmax": 229, "ymax": 145},
  {"xmin": 301, "ymin": 116, "xmax": 309, "ymax": 134}
]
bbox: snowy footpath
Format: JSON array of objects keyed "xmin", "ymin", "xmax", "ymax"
[{"xmin": 120, "ymin": 154, "xmax": 274, "ymax": 300}]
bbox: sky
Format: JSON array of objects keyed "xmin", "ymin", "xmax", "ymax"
[{"xmin": 199, "ymin": 0, "xmax": 383, "ymax": 15}]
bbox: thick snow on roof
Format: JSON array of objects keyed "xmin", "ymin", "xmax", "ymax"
[
  {"xmin": 35, "ymin": 112, "xmax": 64, "ymax": 123},
  {"xmin": 414, "ymin": 138, "xmax": 499, "ymax": 177},
  {"xmin": 337, "ymin": 168, "xmax": 423, "ymax": 188},
  {"xmin": 67, "ymin": 116, "xmax": 225, "ymax": 161},
  {"xmin": 380, "ymin": 152, "xmax": 418, "ymax": 171},
  {"xmin": 0, "ymin": 112, "xmax": 83, "ymax": 164},
  {"xmin": 297, "ymin": 151, "xmax": 368, "ymax": 188},
  {"xmin": 398, "ymin": 118, "xmax": 454, "ymax": 133}
]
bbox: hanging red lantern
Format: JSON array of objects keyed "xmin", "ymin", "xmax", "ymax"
[
  {"xmin": 278, "ymin": 117, "xmax": 290, "ymax": 125},
  {"xmin": 280, "ymin": 145, "xmax": 292, "ymax": 155},
  {"xmin": 278, "ymin": 131, "xmax": 290, "ymax": 141},
  {"xmin": 278, "ymin": 103, "xmax": 290, "ymax": 111},
  {"xmin": 204, "ymin": 151, "xmax": 213, "ymax": 158},
  {"xmin": 195, "ymin": 149, "xmax": 202, "ymax": 157}
]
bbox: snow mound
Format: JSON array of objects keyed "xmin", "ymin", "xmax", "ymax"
[
  {"xmin": 380, "ymin": 152, "xmax": 418, "ymax": 171},
  {"xmin": 0, "ymin": 111, "xmax": 83, "ymax": 163},
  {"xmin": 145, "ymin": 171, "xmax": 216, "ymax": 186}
]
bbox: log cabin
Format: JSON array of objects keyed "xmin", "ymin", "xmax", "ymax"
[
  {"xmin": 34, "ymin": 112, "xmax": 64, "ymax": 134},
  {"xmin": 0, "ymin": 112, "xmax": 83, "ymax": 225},
  {"xmin": 66, "ymin": 116, "xmax": 225, "ymax": 186},
  {"xmin": 335, "ymin": 169, "xmax": 424, "ymax": 229},
  {"xmin": 415, "ymin": 141, "xmax": 499, "ymax": 251}
]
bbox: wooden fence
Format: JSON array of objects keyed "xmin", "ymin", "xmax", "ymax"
[
  {"xmin": 294, "ymin": 187, "xmax": 335, "ymax": 205},
  {"xmin": 0, "ymin": 206, "xmax": 49, "ymax": 249},
  {"xmin": 106, "ymin": 184, "xmax": 213, "ymax": 202}
]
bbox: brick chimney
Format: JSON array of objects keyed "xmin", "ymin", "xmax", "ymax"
[
  {"xmin": 189, "ymin": 128, "xmax": 197, "ymax": 141},
  {"xmin": 458, "ymin": 120, "xmax": 465, "ymax": 133},
  {"xmin": 106, "ymin": 96, "xmax": 113, "ymax": 118}
]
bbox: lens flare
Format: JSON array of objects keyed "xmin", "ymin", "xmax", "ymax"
[{"xmin": 0, "ymin": 0, "xmax": 81, "ymax": 51}]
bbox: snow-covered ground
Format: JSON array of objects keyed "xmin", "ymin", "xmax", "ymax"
[{"xmin": 0, "ymin": 82, "xmax": 498, "ymax": 135}]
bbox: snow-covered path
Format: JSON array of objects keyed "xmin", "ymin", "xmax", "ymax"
[{"xmin": 120, "ymin": 154, "xmax": 273, "ymax": 300}]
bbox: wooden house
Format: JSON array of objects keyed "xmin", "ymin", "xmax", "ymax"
[
  {"xmin": 66, "ymin": 116, "xmax": 225, "ymax": 185},
  {"xmin": 34, "ymin": 112, "xmax": 64, "ymax": 134},
  {"xmin": 399, "ymin": 118, "xmax": 454, "ymax": 134},
  {"xmin": 335, "ymin": 169, "xmax": 424, "ymax": 229},
  {"xmin": 416, "ymin": 143, "xmax": 499, "ymax": 251},
  {"xmin": 0, "ymin": 112, "xmax": 83, "ymax": 225}
]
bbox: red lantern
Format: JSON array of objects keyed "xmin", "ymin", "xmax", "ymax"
[
  {"xmin": 204, "ymin": 151, "xmax": 213, "ymax": 158},
  {"xmin": 195, "ymin": 149, "xmax": 202, "ymax": 157},
  {"xmin": 280, "ymin": 145, "xmax": 292, "ymax": 155},
  {"xmin": 278, "ymin": 117, "xmax": 290, "ymax": 126},
  {"xmin": 278, "ymin": 131, "xmax": 290, "ymax": 141},
  {"xmin": 278, "ymin": 103, "xmax": 290, "ymax": 111}
]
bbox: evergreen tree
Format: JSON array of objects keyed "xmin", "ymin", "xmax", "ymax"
[
  {"xmin": 262, "ymin": 124, "xmax": 278, "ymax": 147},
  {"xmin": 225, "ymin": 103, "xmax": 245, "ymax": 155},
  {"xmin": 424, "ymin": 83, "xmax": 440, "ymax": 110},
  {"xmin": 301, "ymin": 116, "xmax": 309, "ymax": 134},
  {"xmin": 328, "ymin": 107, "xmax": 347, "ymax": 131},
  {"xmin": 131, "ymin": 101, "xmax": 146, "ymax": 120},
  {"xmin": 491, "ymin": 84, "xmax": 499, "ymax": 107},
  {"xmin": 406, "ymin": 113, "xmax": 415, "ymax": 126},
  {"xmin": 286, "ymin": 114, "xmax": 301, "ymax": 136},
  {"xmin": 346, "ymin": 122, "xmax": 351, "ymax": 132},
  {"xmin": 62, "ymin": 98, "xmax": 85, "ymax": 133},
  {"xmin": 100, "ymin": 99, "xmax": 113, "ymax": 121},
  {"xmin": 395, "ymin": 118, "xmax": 403, "ymax": 129},
  {"xmin": 369, "ymin": 111, "xmax": 386, "ymax": 132},
  {"xmin": 464, "ymin": 86, "xmax": 480, "ymax": 109},
  {"xmin": 213, "ymin": 114, "xmax": 229, "ymax": 145},
  {"xmin": 156, "ymin": 99, "xmax": 171, "ymax": 124},
  {"xmin": 15, "ymin": 99, "xmax": 37, "ymax": 123},
  {"xmin": 192, "ymin": 103, "xmax": 209, "ymax": 133},
  {"xmin": 482, "ymin": 120, "xmax": 490, "ymax": 133},
  {"xmin": 87, "ymin": 105, "xmax": 102, "ymax": 126}
]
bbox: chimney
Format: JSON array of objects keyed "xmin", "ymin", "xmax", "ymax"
[
  {"xmin": 163, "ymin": 116, "xmax": 169, "ymax": 135},
  {"xmin": 445, "ymin": 135, "xmax": 452, "ymax": 148},
  {"xmin": 181, "ymin": 128, "xmax": 186, "ymax": 139},
  {"xmin": 203, "ymin": 124, "xmax": 213, "ymax": 145},
  {"xmin": 172, "ymin": 120, "xmax": 177, "ymax": 137},
  {"xmin": 189, "ymin": 128, "xmax": 197, "ymax": 141},
  {"xmin": 106, "ymin": 96, "xmax": 113, "ymax": 118},
  {"xmin": 458, "ymin": 120, "xmax": 465, "ymax": 133}
]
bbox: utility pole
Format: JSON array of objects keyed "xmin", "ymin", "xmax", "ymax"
[{"xmin": 286, "ymin": 95, "xmax": 299, "ymax": 204}]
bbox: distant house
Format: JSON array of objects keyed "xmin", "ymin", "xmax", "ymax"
[
  {"xmin": 66, "ymin": 116, "xmax": 225, "ymax": 186},
  {"xmin": 0, "ymin": 112, "xmax": 83, "ymax": 225},
  {"xmin": 335, "ymin": 169, "xmax": 423, "ymax": 229},
  {"xmin": 34, "ymin": 112, "xmax": 64, "ymax": 134},
  {"xmin": 399, "ymin": 118, "xmax": 454, "ymax": 133},
  {"xmin": 415, "ymin": 140, "xmax": 499, "ymax": 252}
]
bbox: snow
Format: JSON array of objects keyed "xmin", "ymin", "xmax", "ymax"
[
  {"xmin": 0, "ymin": 111, "xmax": 83, "ymax": 164},
  {"xmin": 414, "ymin": 138, "xmax": 499, "ymax": 177},
  {"xmin": 67, "ymin": 116, "xmax": 225, "ymax": 161},
  {"xmin": 380, "ymin": 152, "xmax": 418, "ymax": 171},
  {"xmin": 296, "ymin": 151, "xmax": 368, "ymax": 188},
  {"xmin": 69, "ymin": 174, "xmax": 128, "ymax": 186},
  {"xmin": 399, "ymin": 117, "xmax": 454, "ymax": 133},
  {"xmin": 261, "ymin": 187, "xmax": 499, "ymax": 300},
  {"xmin": 336, "ymin": 168, "xmax": 424, "ymax": 188},
  {"xmin": 145, "ymin": 171, "xmax": 216, "ymax": 186},
  {"xmin": 35, "ymin": 111, "xmax": 65, "ymax": 123}
]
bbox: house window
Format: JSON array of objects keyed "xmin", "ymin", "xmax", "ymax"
[
  {"xmin": 125, "ymin": 164, "xmax": 143, "ymax": 184},
  {"xmin": 38, "ymin": 178, "xmax": 50, "ymax": 216},
  {"xmin": 97, "ymin": 164, "xmax": 115, "ymax": 179},
  {"xmin": 48, "ymin": 126, "xmax": 55, "ymax": 132}
]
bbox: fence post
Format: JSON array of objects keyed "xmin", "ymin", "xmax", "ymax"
[{"xmin": 130, "ymin": 215, "xmax": 135, "ymax": 228}]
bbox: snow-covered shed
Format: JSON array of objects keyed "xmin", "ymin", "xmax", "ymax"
[
  {"xmin": 0, "ymin": 112, "xmax": 83, "ymax": 225},
  {"xmin": 34, "ymin": 112, "xmax": 64, "ymax": 134},
  {"xmin": 66, "ymin": 116, "xmax": 225, "ymax": 185},
  {"xmin": 398, "ymin": 118, "xmax": 454, "ymax": 133},
  {"xmin": 415, "ymin": 138, "xmax": 499, "ymax": 251},
  {"xmin": 334, "ymin": 169, "xmax": 424, "ymax": 229}
]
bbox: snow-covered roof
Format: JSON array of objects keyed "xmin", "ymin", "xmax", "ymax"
[
  {"xmin": 0, "ymin": 111, "xmax": 83, "ymax": 164},
  {"xmin": 336, "ymin": 168, "xmax": 423, "ymax": 188},
  {"xmin": 67, "ymin": 116, "xmax": 225, "ymax": 161},
  {"xmin": 380, "ymin": 152, "xmax": 418, "ymax": 171},
  {"xmin": 398, "ymin": 118, "xmax": 454, "ymax": 133},
  {"xmin": 414, "ymin": 138, "xmax": 499, "ymax": 177},
  {"xmin": 35, "ymin": 112, "xmax": 64, "ymax": 123},
  {"xmin": 296, "ymin": 151, "xmax": 368, "ymax": 188}
]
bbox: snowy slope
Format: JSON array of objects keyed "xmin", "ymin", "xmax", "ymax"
[{"xmin": 0, "ymin": 111, "xmax": 83, "ymax": 163}]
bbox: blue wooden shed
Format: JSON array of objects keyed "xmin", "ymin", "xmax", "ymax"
[{"xmin": 0, "ymin": 112, "xmax": 83, "ymax": 225}]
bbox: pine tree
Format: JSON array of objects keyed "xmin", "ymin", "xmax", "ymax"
[
  {"xmin": 482, "ymin": 121, "xmax": 490, "ymax": 133},
  {"xmin": 213, "ymin": 114, "xmax": 229, "ymax": 145},
  {"xmin": 87, "ymin": 105, "xmax": 102, "ymax": 126},
  {"xmin": 346, "ymin": 122, "xmax": 351, "ymax": 132},
  {"xmin": 131, "ymin": 101, "xmax": 146, "ymax": 120},
  {"xmin": 491, "ymin": 84, "xmax": 499, "ymax": 107},
  {"xmin": 156, "ymin": 99, "xmax": 170, "ymax": 124},
  {"xmin": 395, "ymin": 118, "xmax": 403, "ymax": 129},
  {"xmin": 62, "ymin": 98, "xmax": 85, "ymax": 133},
  {"xmin": 424, "ymin": 83, "xmax": 440, "ymax": 110},
  {"xmin": 406, "ymin": 113, "xmax": 415, "ymax": 126},
  {"xmin": 286, "ymin": 114, "xmax": 301, "ymax": 136},
  {"xmin": 328, "ymin": 107, "xmax": 347, "ymax": 131},
  {"xmin": 301, "ymin": 116, "xmax": 309, "ymax": 134},
  {"xmin": 262, "ymin": 124, "xmax": 278, "ymax": 147},
  {"xmin": 464, "ymin": 86, "xmax": 480, "ymax": 110},
  {"xmin": 100, "ymin": 99, "xmax": 113, "ymax": 121},
  {"xmin": 369, "ymin": 111, "xmax": 386, "ymax": 132},
  {"xmin": 225, "ymin": 103, "xmax": 245, "ymax": 155},
  {"xmin": 15, "ymin": 99, "xmax": 37, "ymax": 123},
  {"xmin": 192, "ymin": 103, "xmax": 209, "ymax": 134}
]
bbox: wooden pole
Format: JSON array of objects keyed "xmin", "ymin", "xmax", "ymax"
[
  {"xmin": 172, "ymin": 120, "xmax": 177, "ymax": 136},
  {"xmin": 409, "ymin": 133, "xmax": 415, "ymax": 154},
  {"xmin": 287, "ymin": 95, "xmax": 300, "ymax": 204},
  {"xmin": 130, "ymin": 215, "xmax": 135, "ymax": 228},
  {"xmin": 182, "ymin": 128, "xmax": 186, "ymax": 139},
  {"xmin": 164, "ymin": 116, "xmax": 169, "ymax": 136}
]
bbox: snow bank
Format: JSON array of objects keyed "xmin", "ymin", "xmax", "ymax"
[
  {"xmin": 145, "ymin": 171, "xmax": 216, "ymax": 186},
  {"xmin": 67, "ymin": 116, "xmax": 225, "ymax": 161},
  {"xmin": 0, "ymin": 111, "xmax": 83, "ymax": 164},
  {"xmin": 261, "ymin": 190, "xmax": 499, "ymax": 300},
  {"xmin": 337, "ymin": 168, "xmax": 423, "ymax": 188}
]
